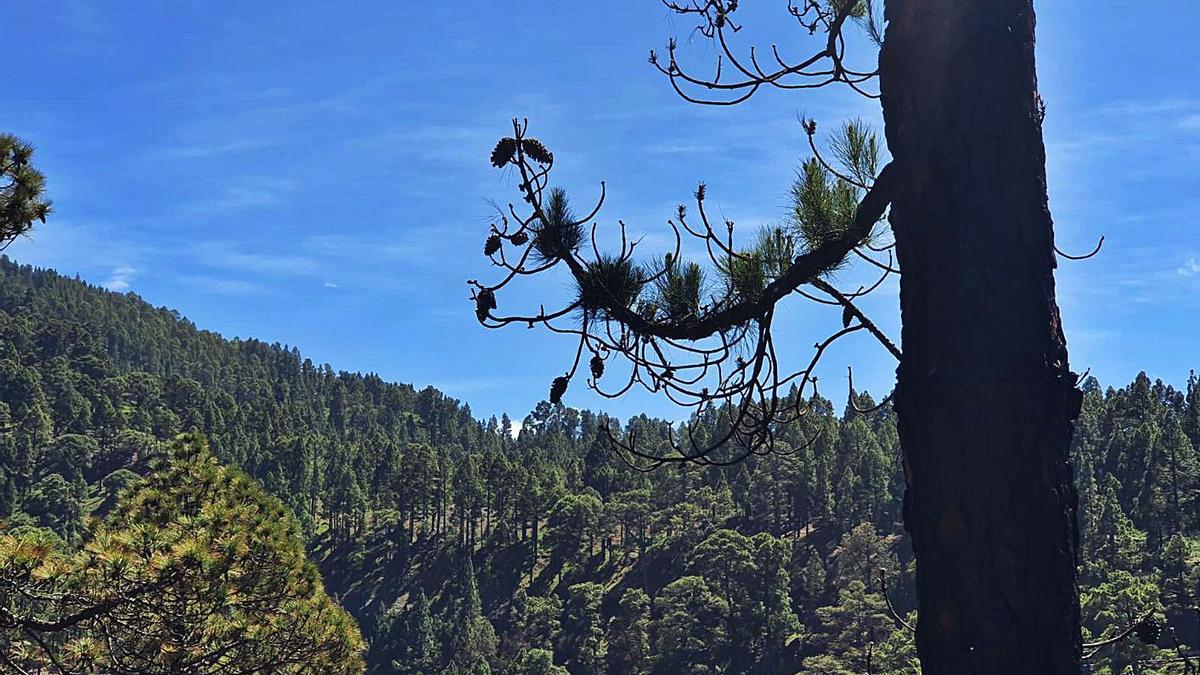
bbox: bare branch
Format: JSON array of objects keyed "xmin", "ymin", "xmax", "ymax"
[
  {"xmin": 877, "ymin": 568, "xmax": 915, "ymax": 634},
  {"xmin": 1054, "ymin": 235, "xmax": 1105, "ymax": 261},
  {"xmin": 651, "ymin": 0, "xmax": 879, "ymax": 106}
]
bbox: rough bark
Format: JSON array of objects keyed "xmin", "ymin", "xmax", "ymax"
[{"xmin": 880, "ymin": 1, "xmax": 1082, "ymax": 672}]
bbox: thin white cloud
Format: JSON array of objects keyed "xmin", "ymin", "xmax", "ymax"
[
  {"xmin": 368, "ymin": 124, "xmax": 497, "ymax": 166},
  {"xmin": 177, "ymin": 177, "xmax": 297, "ymax": 217},
  {"xmin": 256, "ymin": 87, "xmax": 292, "ymax": 100},
  {"xmin": 4, "ymin": 221, "xmax": 156, "ymax": 291},
  {"xmin": 1064, "ymin": 244, "xmax": 1200, "ymax": 309},
  {"xmin": 644, "ymin": 142, "xmax": 717, "ymax": 155},
  {"xmin": 102, "ymin": 265, "xmax": 136, "ymax": 292},
  {"xmin": 1095, "ymin": 98, "xmax": 1197, "ymax": 117},
  {"xmin": 299, "ymin": 230, "xmax": 454, "ymax": 267},
  {"xmin": 436, "ymin": 376, "xmax": 523, "ymax": 396},
  {"xmin": 196, "ymin": 241, "xmax": 321, "ymax": 277},
  {"xmin": 178, "ymin": 275, "xmax": 265, "ymax": 296},
  {"xmin": 186, "ymin": 230, "xmax": 461, "ymax": 296},
  {"xmin": 1048, "ymin": 98, "xmax": 1200, "ymax": 158},
  {"xmin": 157, "ymin": 137, "xmax": 279, "ymax": 159}
]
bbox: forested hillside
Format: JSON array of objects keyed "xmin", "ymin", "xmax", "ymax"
[{"xmin": 1, "ymin": 255, "xmax": 1197, "ymax": 674}]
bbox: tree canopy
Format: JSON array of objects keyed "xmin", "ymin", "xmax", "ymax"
[{"xmin": 1, "ymin": 434, "xmax": 365, "ymax": 673}]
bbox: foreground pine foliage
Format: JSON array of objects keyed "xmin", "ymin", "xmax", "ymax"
[{"xmin": 0, "ymin": 434, "xmax": 365, "ymax": 674}]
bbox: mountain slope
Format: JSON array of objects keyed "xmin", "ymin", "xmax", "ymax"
[{"xmin": 3, "ymin": 255, "xmax": 1197, "ymax": 674}]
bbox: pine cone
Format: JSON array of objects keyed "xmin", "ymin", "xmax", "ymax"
[
  {"xmin": 1134, "ymin": 615, "xmax": 1162, "ymax": 645},
  {"xmin": 590, "ymin": 355, "xmax": 605, "ymax": 381},
  {"xmin": 509, "ymin": 230, "xmax": 528, "ymax": 246},
  {"xmin": 484, "ymin": 234, "xmax": 502, "ymax": 257},
  {"xmin": 550, "ymin": 375, "xmax": 569, "ymax": 404},
  {"xmin": 475, "ymin": 288, "xmax": 496, "ymax": 322},
  {"xmin": 521, "ymin": 138, "xmax": 553, "ymax": 165},
  {"xmin": 491, "ymin": 138, "xmax": 517, "ymax": 168}
]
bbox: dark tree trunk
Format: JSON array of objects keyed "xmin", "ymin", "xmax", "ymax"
[{"xmin": 880, "ymin": 1, "xmax": 1082, "ymax": 672}]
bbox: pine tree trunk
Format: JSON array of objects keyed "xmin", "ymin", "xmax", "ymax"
[{"xmin": 880, "ymin": 1, "xmax": 1082, "ymax": 672}]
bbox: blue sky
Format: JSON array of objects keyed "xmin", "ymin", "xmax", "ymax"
[{"xmin": 4, "ymin": 1, "xmax": 1198, "ymax": 424}]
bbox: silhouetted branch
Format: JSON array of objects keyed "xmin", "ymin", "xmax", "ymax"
[
  {"xmin": 470, "ymin": 118, "xmax": 896, "ymax": 464},
  {"xmin": 812, "ymin": 278, "xmax": 901, "ymax": 360},
  {"xmin": 651, "ymin": 0, "xmax": 882, "ymax": 105},
  {"xmin": 1082, "ymin": 610, "xmax": 1159, "ymax": 660},
  {"xmin": 877, "ymin": 568, "xmax": 914, "ymax": 634},
  {"xmin": 1166, "ymin": 625, "xmax": 1199, "ymax": 675},
  {"xmin": 848, "ymin": 367, "xmax": 891, "ymax": 414},
  {"xmin": 1055, "ymin": 235, "xmax": 1105, "ymax": 261}
]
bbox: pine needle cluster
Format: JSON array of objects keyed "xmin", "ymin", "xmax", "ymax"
[
  {"xmin": 576, "ymin": 255, "xmax": 643, "ymax": 318},
  {"xmin": 653, "ymin": 255, "xmax": 705, "ymax": 323},
  {"xmin": 532, "ymin": 187, "xmax": 586, "ymax": 264},
  {"xmin": 0, "ymin": 134, "xmax": 52, "ymax": 248}
]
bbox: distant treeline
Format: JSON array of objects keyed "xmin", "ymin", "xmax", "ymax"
[{"xmin": 1, "ymin": 255, "xmax": 1196, "ymax": 674}]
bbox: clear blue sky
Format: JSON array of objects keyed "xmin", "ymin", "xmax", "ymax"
[{"xmin": 5, "ymin": 1, "xmax": 1198, "ymax": 424}]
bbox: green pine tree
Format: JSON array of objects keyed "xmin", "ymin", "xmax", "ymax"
[{"xmin": 443, "ymin": 554, "xmax": 497, "ymax": 675}]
